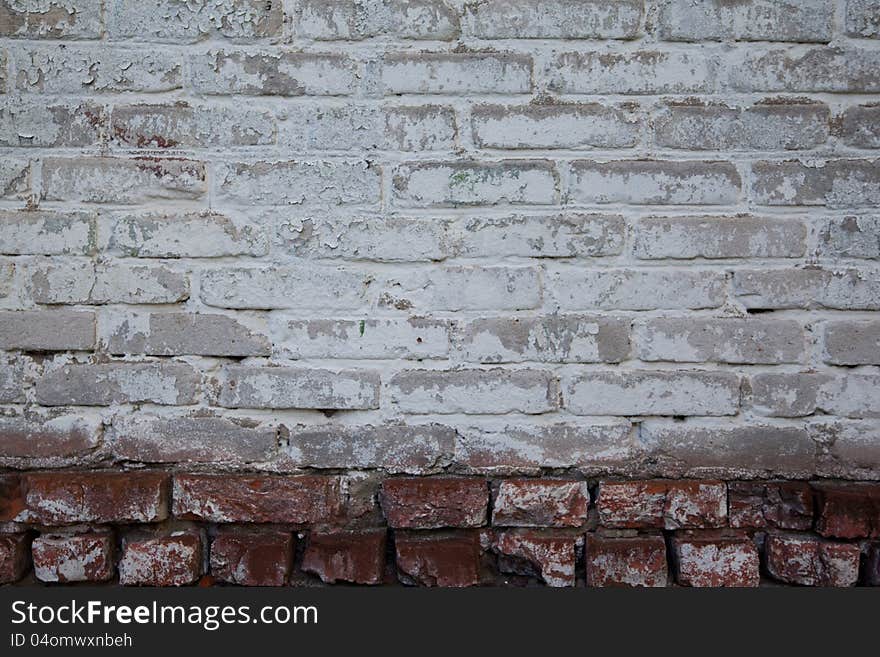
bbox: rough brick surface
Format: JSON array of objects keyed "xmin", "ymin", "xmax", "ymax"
[
  {"xmin": 585, "ymin": 535, "xmax": 668, "ymax": 587},
  {"xmin": 32, "ymin": 532, "xmax": 115, "ymax": 583},
  {"xmin": 380, "ymin": 478, "xmax": 488, "ymax": 529},
  {"xmin": 394, "ymin": 532, "xmax": 481, "ymax": 587},
  {"xmin": 210, "ymin": 529, "xmax": 293, "ymax": 586},
  {"xmin": 0, "ymin": 533, "xmax": 30, "ymax": 584},
  {"xmin": 119, "ymin": 531, "xmax": 202, "ymax": 587},
  {"xmin": 765, "ymin": 534, "xmax": 860, "ymax": 587},
  {"xmin": 672, "ymin": 533, "xmax": 760, "ymax": 587},
  {"xmin": 2, "ymin": 0, "xmax": 880, "ymax": 589},
  {"xmin": 301, "ymin": 530, "xmax": 386, "ymax": 585}
]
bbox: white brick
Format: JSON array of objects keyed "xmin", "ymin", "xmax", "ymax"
[
  {"xmin": 462, "ymin": 0, "xmax": 642, "ymax": 39},
  {"xmin": 0, "ymin": 211, "xmax": 95, "ymax": 256},
  {"xmin": 295, "ymin": 0, "xmax": 459, "ymax": 41},
  {"xmin": 734, "ymin": 268, "xmax": 880, "ymax": 310},
  {"xmin": 381, "ymin": 53, "xmax": 532, "ymax": 95}
]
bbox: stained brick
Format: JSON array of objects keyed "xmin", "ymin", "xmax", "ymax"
[
  {"xmin": 492, "ymin": 530, "xmax": 577, "ymax": 587},
  {"xmin": 302, "ymin": 529, "xmax": 386, "ymax": 585},
  {"xmin": 32, "ymin": 532, "xmax": 115, "ymax": 583},
  {"xmin": 380, "ymin": 478, "xmax": 487, "ymax": 529},
  {"xmin": 492, "ymin": 479, "xmax": 590, "ymax": 527},
  {"xmin": 598, "ymin": 481, "xmax": 727, "ymax": 530},
  {"xmin": 210, "ymin": 529, "xmax": 293, "ymax": 586},
  {"xmin": 119, "ymin": 531, "xmax": 202, "ymax": 586},
  {"xmin": 585, "ymin": 535, "xmax": 668, "ymax": 587},
  {"xmin": 766, "ymin": 534, "xmax": 860, "ymax": 587},
  {"xmin": 672, "ymin": 532, "xmax": 760, "ymax": 587},
  {"xmin": 394, "ymin": 531, "xmax": 481, "ymax": 587}
]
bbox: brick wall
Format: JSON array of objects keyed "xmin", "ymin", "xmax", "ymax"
[{"xmin": 0, "ymin": 0, "xmax": 879, "ymax": 587}]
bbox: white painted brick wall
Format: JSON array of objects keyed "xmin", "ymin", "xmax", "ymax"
[{"xmin": 0, "ymin": 0, "xmax": 878, "ymax": 480}]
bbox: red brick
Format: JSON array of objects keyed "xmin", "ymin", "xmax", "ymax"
[
  {"xmin": 173, "ymin": 474, "xmax": 342, "ymax": 524},
  {"xmin": 672, "ymin": 532, "xmax": 759, "ymax": 587},
  {"xmin": 380, "ymin": 477, "xmax": 487, "ymax": 529},
  {"xmin": 814, "ymin": 483, "xmax": 880, "ymax": 539},
  {"xmin": 119, "ymin": 531, "xmax": 203, "ymax": 586},
  {"xmin": 22, "ymin": 471, "xmax": 169, "ymax": 525},
  {"xmin": 728, "ymin": 481, "xmax": 813, "ymax": 530},
  {"xmin": 210, "ymin": 529, "xmax": 293, "ymax": 586},
  {"xmin": 492, "ymin": 530, "xmax": 576, "ymax": 587},
  {"xmin": 598, "ymin": 480, "xmax": 727, "ymax": 529},
  {"xmin": 867, "ymin": 544, "xmax": 880, "ymax": 586},
  {"xmin": 0, "ymin": 533, "xmax": 30, "ymax": 584},
  {"xmin": 32, "ymin": 532, "xmax": 114, "ymax": 583},
  {"xmin": 395, "ymin": 532, "xmax": 481, "ymax": 587},
  {"xmin": 765, "ymin": 533, "xmax": 860, "ymax": 587},
  {"xmin": 585, "ymin": 534, "xmax": 668, "ymax": 588},
  {"xmin": 302, "ymin": 529, "xmax": 386, "ymax": 585},
  {"xmin": 0, "ymin": 474, "xmax": 24, "ymax": 522},
  {"xmin": 492, "ymin": 479, "xmax": 590, "ymax": 527}
]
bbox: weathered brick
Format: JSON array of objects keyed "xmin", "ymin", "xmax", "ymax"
[
  {"xmin": 0, "ymin": 533, "xmax": 29, "ymax": 584},
  {"xmin": 634, "ymin": 215, "xmax": 805, "ymax": 260},
  {"xmin": 210, "ymin": 529, "xmax": 293, "ymax": 586},
  {"xmin": 0, "ymin": 159, "xmax": 30, "ymax": 197},
  {"xmin": 107, "ymin": 0, "xmax": 283, "ymax": 42},
  {"xmin": 215, "ymin": 366, "xmax": 380, "ymax": 410},
  {"xmin": 105, "ymin": 311, "xmax": 270, "ymax": 357},
  {"xmin": 393, "ymin": 161, "xmax": 557, "ymax": 207},
  {"xmin": 728, "ymin": 47, "xmax": 880, "ymax": 93},
  {"xmin": 546, "ymin": 51, "xmax": 714, "ymax": 95},
  {"xmin": 550, "ymin": 268, "xmax": 727, "ymax": 311},
  {"xmin": 455, "ymin": 422, "xmax": 638, "ymax": 474},
  {"xmin": 285, "ymin": 424, "xmax": 455, "ymax": 474},
  {"xmin": 380, "ymin": 266, "xmax": 542, "ymax": 312},
  {"xmin": 492, "ymin": 530, "xmax": 577, "ymax": 587},
  {"xmin": 819, "ymin": 216, "xmax": 880, "ymax": 258},
  {"xmin": 672, "ymin": 533, "xmax": 760, "ymax": 587},
  {"xmin": 107, "ymin": 414, "xmax": 278, "ymax": 465},
  {"xmin": 279, "ymin": 104, "xmax": 456, "ymax": 151},
  {"xmin": 190, "ymin": 50, "xmax": 358, "ymax": 96},
  {"xmin": 492, "ymin": 479, "xmax": 590, "ymax": 527},
  {"xmin": 0, "ymin": 474, "xmax": 24, "ymax": 521},
  {"xmin": 766, "ymin": 534, "xmax": 860, "ymax": 587},
  {"xmin": 41, "ymin": 157, "xmax": 205, "ymax": 204},
  {"xmin": 119, "ymin": 531, "xmax": 202, "ymax": 586},
  {"xmin": 811, "ymin": 420, "xmax": 880, "ymax": 481},
  {"xmin": 636, "ymin": 318, "xmax": 805, "ymax": 365},
  {"xmin": 272, "ymin": 317, "xmax": 450, "ymax": 360},
  {"xmin": 655, "ymin": 101, "xmax": 828, "ymax": 151},
  {"xmin": 381, "ymin": 53, "xmax": 532, "ymax": 95},
  {"xmin": 296, "ymin": 0, "xmax": 457, "ymax": 40},
  {"xmin": 216, "ymin": 160, "xmax": 380, "ymax": 206},
  {"xmin": 0, "ymin": 210, "xmax": 95, "ymax": 256},
  {"xmin": 569, "ymin": 160, "xmax": 741, "ymax": 205},
  {"xmin": 835, "ymin": 105, "xmax": 880, "ymax": 148},
  {"xmin": 450, "ymin": 213, "xmax": 625, "ymax": 258},
  {"xmin": 459, "ymin": 315, "xmax": 630, "ymax": 364},
  {"xmin": 747, "ymin": 373, "xmax": 825, "ymax": 418},
  {"xmin": 823, "ymin": 320, "xmax": 880, "ymax": 365},
  {"xmin": 0, "ymin": 99, "xmax": 106, "ymax": 147},
  {"xmin": 200, "ymin": 265, "xmax": 373, "ymax": 311},
  {"xmin": 282, "ymin": 216, "xmax": 448, "ymax": 262},
  {"xmin": 728, "ymin": 482, "xmax": 814, "ymax": 530},
  {"xmin": 0, "ymin": 411, "xmax": 101, "ymax": 460},
  {"xmin": 585, "ymin": 535, "xmax": 668, "ymax": 587},
  {"xmin": 846, "ymin": 0, "xmax": 880, "ymax": 38},
  {"xmin": 21, "ymin": 471, "xmax": 169, "ymax": 525},
  {"xmin": 173, "ymin": 474, "xmax": 342, "ymax": 524},
  {"xmin": 566, "ymin": 371, "xmax": 740, "ymax": 417},
  {"xmin": 389, "ymin": 368, "xmax": 557, "ymax": 415},
  {"xmin": 733, "ymin": 268, "xmax": 880, "ymax": 310},
  {"xmin": 36, "ymin": 361, "xmax": 200, "ymax": 407},
  {"xmin": 463, "ymin": 0, "xmax": 640, "ymax": 39},
  {"xmin": 752, "ymin": 159, "xmax": 880, "ymax": 208},
  {"xmin": 471, "ymin": 103, "xmax": 639, "ymax": 149},
  {"xmin": 32, "ymin": 532, "xmax": 115, "ymax": 583},
  {"xmin": 30, "ymin": 261, "xmax": 189, "ymax": 305},
  {"xmin": 0, "ymin": 0, "xmax": 103, "ymax": 39},
  {"xmin": 0, "ymin": 354, "xmax": 30, "ymax": 403},
  {"xmin": 111, "ymin": 103, "xmax": 275, "ymax": 149},
  {"xmin": 0, "ymin": 310, "xmax": 93, "ymax": 352},
  {"xmin": 659, "ymin": 0, "xmax": 832, "ymax": 43},
  {"xmin": 14, "ymin": 45, "xmax": 182, "ymax": 93},
  {"xmin": 639, "ymin": 421, "xmax": 817, "ymax": 479},
  {"xmin": 597, "ymin": 480, "xmax": 726, "ymax": 529},
  {"xmin": 107, "ymin": 211, "xmax": 267, "ymax": 258},
  {"xmin": 380, "ymin": 478, "xmax": 487, "ymax": 529},
  {"xmin": 814, "ymin": 483, "xmax": 880, "ymax": 539},
  {"xmin": 302, "ymin": 530, "xmax": 386, "ymax": 585},
  {"xmin": 394, "ymin": 531, "xmax": 481, "ymax": 587}
]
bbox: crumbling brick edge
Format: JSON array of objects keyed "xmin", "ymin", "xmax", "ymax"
[{"xmin": 1, "ymin": 472, "xmax": 878, "ymax": 587}]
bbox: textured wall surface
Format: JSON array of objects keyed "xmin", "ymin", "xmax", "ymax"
[{"xmin": 1, "ymin": 0, "xmax": 880, "ymax": 587}]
